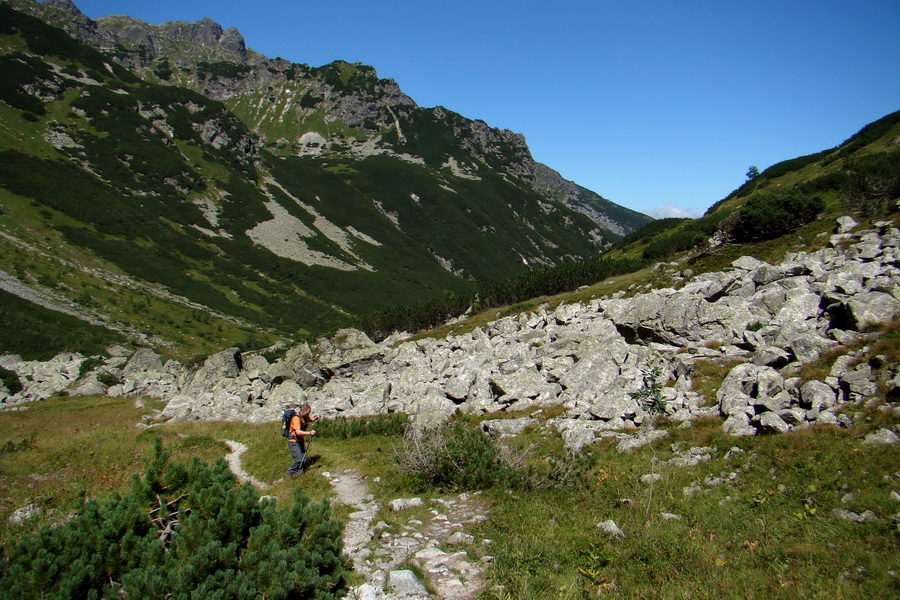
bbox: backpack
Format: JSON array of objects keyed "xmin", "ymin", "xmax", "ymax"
[{"xmin": 280, "ymin": 409, "xmax": 296, "ymax": 438}]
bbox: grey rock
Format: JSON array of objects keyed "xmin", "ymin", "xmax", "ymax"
[
  {"xmin": 67, "ymin": 375, "xmax": 107, "ymax": 397},
  {"xmin": 315, "ymin": 328, "xmax": 382, "ymax": 370},
  {"xmin": 186, "ymin": 347, "xmax": 242, "ymax": 388},
  {"xmin": 732, "ymin": 256, "xmax": 767, "ymax": 271},
  {"xmin": 777, "ymin": 407, "xmax": 808, "ymax": 426},
  {"xmin": 754, "ymin": 390, "xmax": 792, "ymax": 414},
  {"xmin": 490, "ymin": 368, "xmax": 554, "ymax": 404},
  {"xmin": 586, "ymin": 388, "xmax": 642, "ymax": 421},
  {"xmin": 597, "ymin": 290, "xmax": 754, "ymax": 346},
  {"xmin": 755, "ymin": 412, "xmax": 791, "ymax": 434},
  {"xmin": 719, "ymin": 391, "xmax": 755, "ymax": 417},
  {"xmin": 800, "ymin": 380, "xmax": 836, "ymax": 411},
  {"xmin": 354, "ymin": 584, "xmax": 379, "ymax": 600},
  {"xmin": 8, "ymin": 504, "xmax": 39, "ymax": 525},
  {"xmin": 616, "ymin": 428, "xmax": 667, "ymax": 452},
  {"xmin": 722, "ymin": 413, "xmax": 756, "ymax": 437},
  {"xmin": 837, "ymin": 216, "xmax": 858, "ymax": 234},
  {"xmin": 561, "ymin": 426, "xmax": 596, "ymax": 453},
  {"xmin": 717, "ymin": 363, "xmax": 784, "ymax": 409},
  {"xmin": 388, "ymin": 569, "xmax": 429, "ymax": 596},
  {"xmin": 123, "ymin": 347, "xmax": 165, "ymax": 379},
  {"xmin": 447, "ymin": 532, "xmax": 475, "ymax": 545},
  {"xmin": 862, "ymin": 428, "xmax": 900, "ymax": 446},
  {"xmin": 389, "ymin": 498, "xmax": 424, "ymax": 511},
  {"xmin": 241, "ymin": 354, "xmax": 270, "ymax": 379},
  {"xmin": 752, "ymin": 346, "xmax": 791, "ymax": 367},
  {"xmin": 788, "ymin": 333, "xmax": 838, "ymax": 364},
  {"xmin": 268, "ymin": 380, "xmax": 307, "ymax": 408},
  {"xmin": 842, "ymin": 364, "xmax": 878, "ymax": 398},
  {"xmin": 816, "ymin": 410, "xmax": 839, "ymax": 426},
  {"xmin": 597, "ymin": 519, "xmax": 625, "ymax": 538},
  {"xmin": 481, "ymin": 418, "xmax": 537, "ymax": 438},
  {"xmin": 832, "ymin": 509, "xmax": 880, "ymax": 524},
  {"xmin": 839, "ymin": 292, "xmax": 900, "ymax": 330}
]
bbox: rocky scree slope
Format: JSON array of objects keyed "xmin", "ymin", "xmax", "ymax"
[
  {"xmin": 3, "ymin": 216, "xmax": 899, "ymax": 453},
  {"xmin": 11, "ymin": 0, "xmax": 651, "ymax": 237}
]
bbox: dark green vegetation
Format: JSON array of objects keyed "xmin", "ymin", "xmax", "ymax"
[
  {"xmin": 0, "ymin": 367, "xmax": 23, "ymax": 396},
  {"xmin": 0, "ymin": 290, "xmax": 124, "ymax": 361},
  {"xmin": 0, "ymin": 439, "xmax": 347, "ymax": 600},
  {"xmin": 314, "ymin": 413, "xmax": 409, "ymax": 439},
  {"xmin": 356, "ymin": 256, "xmax": 647, "ymax": 341},
  {"xmin": 726, "ymin": 190, "xmax": 824, "ymax": 243},
  {"xmin": 0, "ymin": 2, "xmax": 633, "ymax": 358}
]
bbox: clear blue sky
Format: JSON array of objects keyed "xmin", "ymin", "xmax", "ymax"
[{"xmin": 71, "ymin": 0, "xmax": 900, "ymax": 218}]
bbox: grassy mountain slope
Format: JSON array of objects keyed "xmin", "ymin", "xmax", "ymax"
[
  {"xmin": 10, "ymin": 0, "xmax": 650, "ymax": 237},
  {"xmin": 603, "ymin": 109, "xmax": 900, "ymax": 268},
  {"xmin": 0, "ymin": 3, "xmax": 621, "ymax": 358}
]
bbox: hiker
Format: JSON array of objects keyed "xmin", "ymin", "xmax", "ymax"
[{"xmin": 286, "ymin": 402, "xmax": 320, "ymax": 477}]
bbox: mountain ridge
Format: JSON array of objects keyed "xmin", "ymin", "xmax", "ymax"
[
  {"xmin": 9, "ymin": 0, "xmax": 649, "ymax": 235},
  {"xmin": 0, "ymin": 0, "xmax": 650, "ymax": 357}
]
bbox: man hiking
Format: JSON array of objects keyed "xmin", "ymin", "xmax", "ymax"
[{"xmin": 286, "ymin": 402, "xmax": 319, "ymax": 477}]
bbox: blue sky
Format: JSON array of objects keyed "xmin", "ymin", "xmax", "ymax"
[{"xmin": 71, "ymin": 0, "xmax": 899, "ymax": 218}]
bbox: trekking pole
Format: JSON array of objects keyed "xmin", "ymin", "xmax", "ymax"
[{"xmin": 299, "ymin": 435, "xmax": 314, "ymax": 471}]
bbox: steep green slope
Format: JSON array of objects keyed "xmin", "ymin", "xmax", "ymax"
[
  {"xmin": 10, "ymin": 0, "xmax": 649, "ymax": 239},
  {"xmin": 606, "ymin": 110, "xmax": 900, "ymax": 264},
  {"xmin": 0, "ymin": 4, "xmax": 614, "ymax": 357}
]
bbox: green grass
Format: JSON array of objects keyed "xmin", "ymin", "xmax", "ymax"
[
  {"xmin": 475, "ymin": 420, "xmax": 900, "ymax": 599},
  {"xmin": 1, "ymin": 396, "xmax": 896, "ymax": 599}
]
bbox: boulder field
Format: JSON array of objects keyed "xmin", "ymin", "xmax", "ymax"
[{"xmin": 2, "ymin": 217, "xmax": 898, "ymax": 450}]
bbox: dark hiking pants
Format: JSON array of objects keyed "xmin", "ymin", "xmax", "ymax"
[{"xmin": 287, "ymin": 441, "xmax": 306, "ymax": 475}]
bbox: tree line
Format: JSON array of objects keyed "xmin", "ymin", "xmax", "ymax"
[{"xmin": 355, "ymin": 255, "xmax": 648, "ymax": 341}]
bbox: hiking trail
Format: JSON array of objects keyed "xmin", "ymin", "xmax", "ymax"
[{"xmin": 219, "ymin": 442, "xmax": 490, "ymax": 599}]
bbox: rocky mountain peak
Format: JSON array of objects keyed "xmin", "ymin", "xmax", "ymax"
[
  {"xmin": 90, "ymin": 14, "xmax": 250, "ymax": 66},
  {"xmin": 41, "ymin": 0, "xmax": 80, "ymax": 13}
]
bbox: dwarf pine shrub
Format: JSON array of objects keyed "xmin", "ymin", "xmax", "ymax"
[
  {"xmin": 0, "ymin": 439, "xmax": 347, "ymax": 600},
  {"xmin": 398, "ymin": 422, "xmax": 595, "ymax": 492},
  {"xmin": 0, "ymin": 366, "xmax": 22, "ymax": 396},
  {"xmin": 725, "ymin": 190, "xmax": 824, "ymax": 242},
  {"xmin": 315, "ymin": 413, "xmax": 408, "ymax": 439}
]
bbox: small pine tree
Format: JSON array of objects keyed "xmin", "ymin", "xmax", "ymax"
[
  {"xmin": 0, "ymin": 439, "xmax": 347, "ymax": 599},
  {"xmin": 631, "ymin": 366, "xmax": 666, "ymax": 416}
]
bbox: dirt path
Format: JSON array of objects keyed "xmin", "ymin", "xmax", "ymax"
[
  {"xmin": 324, "ymin": 468, "xmax": 490, "ymax": 600},
  {"xmin": 220, "ymin": 444, "xmax": 490, "ymax": 599},
  {"xmin": 223, "ymin": 440, "xmax": 271, "ymax": 491}
]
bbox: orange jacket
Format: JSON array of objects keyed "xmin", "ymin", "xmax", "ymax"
[{"xmin": 289, "ymin": 414, "xmax": 315, "ymax": 444}]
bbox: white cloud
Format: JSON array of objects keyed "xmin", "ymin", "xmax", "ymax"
[{"xmin": 649, "ymin": 204, "xmax": 701, "ymax": 219}]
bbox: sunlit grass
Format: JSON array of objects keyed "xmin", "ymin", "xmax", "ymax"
[{"xmin": 1, "ymin": 393, "xmax": 897, "ymax": 598}]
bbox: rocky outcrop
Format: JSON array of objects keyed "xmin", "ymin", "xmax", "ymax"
[{"xmin": 3, "ymin": 218, "xmax": 898, "ymax": 452}]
